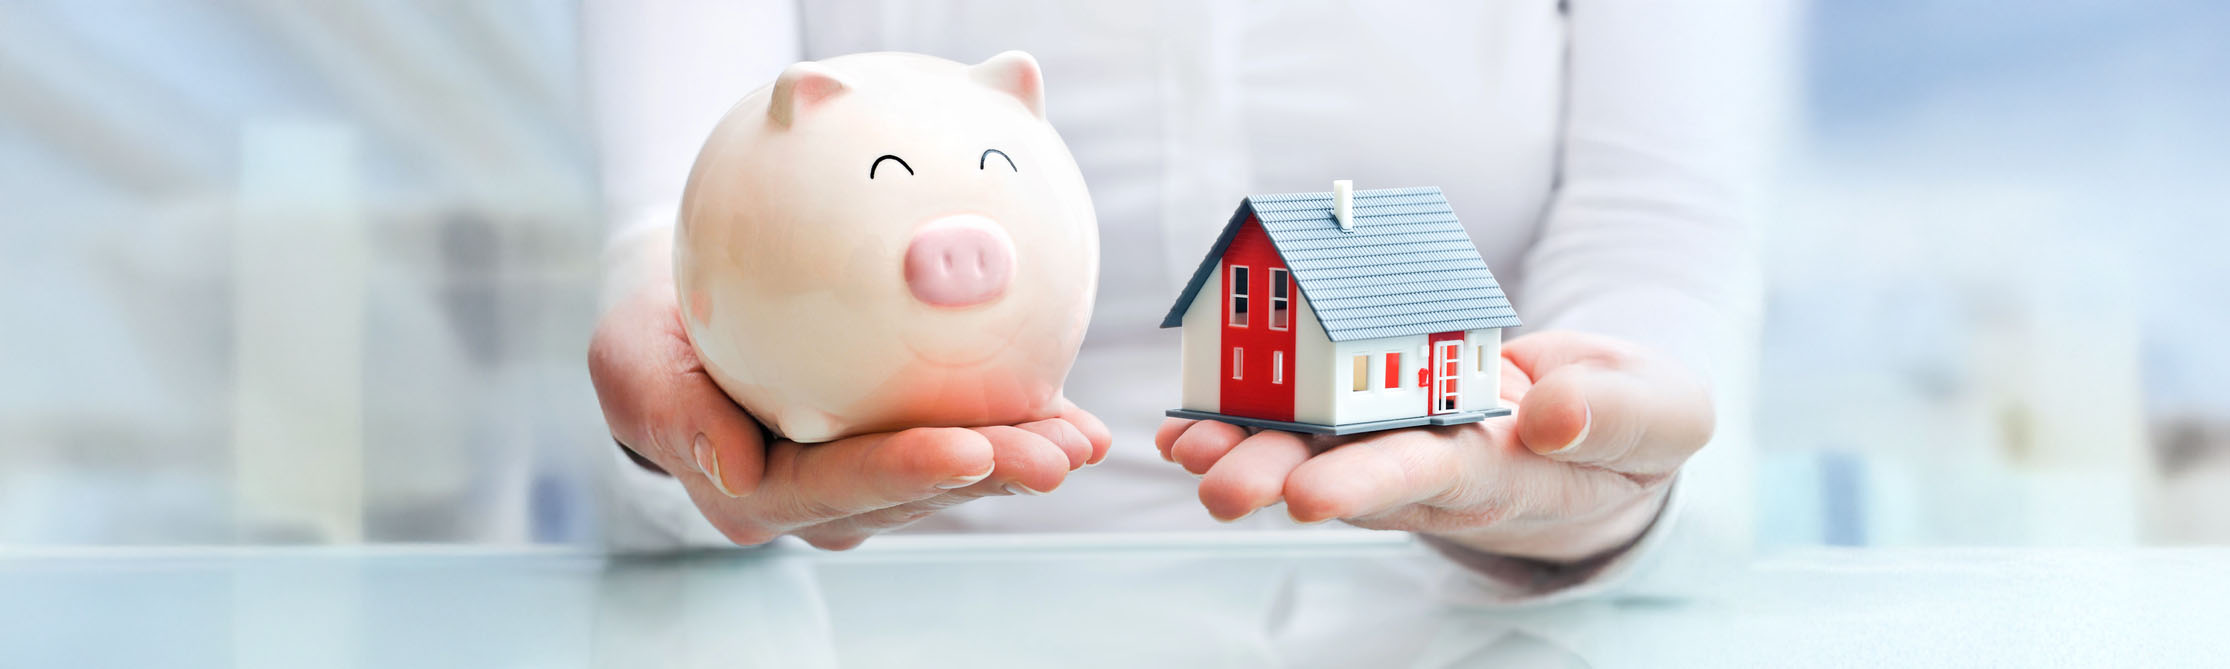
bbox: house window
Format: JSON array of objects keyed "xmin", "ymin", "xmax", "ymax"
[
  {"xmin": 1351, "ymin": 355, "xmax": 1369, "ymax": 392},
  {"xmin": 1478, "ymin": 345, "xmax": 1488, "ymax": 373},
  {"xmin": 1384, "ymin": 352, "xmax": 1402, "ymax": 389},
  {"xmin": 1273, "ymin": 351, "xmax": 1284, "ymax": 384},
  {"xmin": 1268, "ymin": 268, "xmax": 1290, "ymax": 330},
  {"xmin": 1228, "ymin": 265, "xmax": 1250, "ymax": 327},
  {"xmin": 1232, "ymin": 347, "xmax": 1243, "ymax": 379}
]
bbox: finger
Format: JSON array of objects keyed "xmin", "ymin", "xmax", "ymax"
[
  {"xmin": 822, "ymin": 417, "xmax": 1094, "ymax": 535},
  {"xmin": 1508, "ymin": 336, "xmax": 1712, "ymax": 473},
  {"xmin": 1169, "ymin": 420, "xmax": 1248, "ymax": 475},
  {"xmin": 789, "ymin": 486, "xmax": 972, "ymax": 549},
  {"xmin": 1497, "ymin": 352, "xmax": 1534, "ymax": 404},
  {"xmin": 1197, "ymin": 431, "xmax": 1312, "ymax": 522},
  {"xmin": 757, "ymin": 427, "xmax": 996, "ymax": 527},
  {"xmin": 1058, "ymin": 402, "xmax": 1116, "ymax": 465},
  {"xmin": 588, "ymin": 293, "xmax": 767, "ymax": 497},
  {"xmin": 1286, "ymin": 420, "xmax": 1663, "ymax": 537},
  {"xmin": 972, "ymin": 425, "xmax": 1073, "ymax": 495},
  {"xmin": 1283, "ymin": 427, "xmax": 1475, "ymax": 524},
  {"xmin": 789, "ymin": 525, "xmax": 876, "ymax": 551},
  {"xmin": 1153, "ymin": 419, "xmax": 1198, "ymax": 462},
  {"xmin": 1015, "ymin": 418, "xmax": 1092, "ymax": 470},
  {"xmin": 848, "ymin": 425, "xmax": 1076, "ymax": 507},
  {"xmin": 674, "ymin": 471, "xmax": 786, "ymax": 546},
  {"xmin": 810, "ymin": 419, "xmax": 1080, "ymax": 539},
  {"xmin": 818, "ymin": 492, "xmax": 967, "ymax": 537},
  {"xmin": 805, "ymin": 479, "xmax": 991, "ymax": 543}
]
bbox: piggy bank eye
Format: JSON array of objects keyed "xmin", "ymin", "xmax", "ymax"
[
  {"xmin": 980, "ymin": 148, "xmax": 1017, "ymax": 172},
  {"xmin": 870, "ymin": 155, "xmax": 913, "ymax": 179}
]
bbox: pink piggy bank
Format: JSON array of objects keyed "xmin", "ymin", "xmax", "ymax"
[{"xmin": 674, "ymin": 51, "xmax": 1099, "ymax": 443}]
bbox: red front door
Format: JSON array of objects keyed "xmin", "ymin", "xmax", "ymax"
[
  {"xmin": 1428, "ymin": 331, "xmax": 1465, "ymax": 415},
  {"xmin": 1219, "ymin": 216, "xmax": 1295, "ymax": 421}
]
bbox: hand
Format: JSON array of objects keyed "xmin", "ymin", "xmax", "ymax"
[
  {"xmin": 1153, "ymin": 331, "xmax": 1711, "ymax": 562},
  {"xmin": 588, "ymin": 279, "xmax": 1111, "ymax": 550}
]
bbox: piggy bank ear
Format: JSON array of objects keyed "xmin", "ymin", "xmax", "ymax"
[
  {"xmin": 969, "ymin": 51, "xmax": 1045, "ymax": 119},
  {"xmin": 769, "ymin": 62, "xmax": 850, "ymax": 127}
]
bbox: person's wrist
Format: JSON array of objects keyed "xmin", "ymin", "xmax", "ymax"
[{"xmin": 1431, "ymin": 483, "xmax": 1670, "ymax": 563}]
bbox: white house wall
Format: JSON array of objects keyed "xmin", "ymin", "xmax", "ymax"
[
  {"xmin": 1463, "ymin": 328, "xmax": 1503, "ymax": 413},
  {"xmin": 1291, "ymin": 287, "xmax": 1335, "ymax": 425},
  {"xmin": 1177, "ymin": 264, "xmax": 1222, "ymax": 414},
  {"xmin": 1330, "ymin": 334, "xmax": 1431, "ymax": 425}
]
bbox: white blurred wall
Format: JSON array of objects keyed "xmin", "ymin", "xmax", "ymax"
[
  {"xmin": 0, "ymin": 1, "xmax": 607, "ymax": 544},
  {"xmin": 1758, "ymin": 0, "xmax": 2230, "ymax": 547}
]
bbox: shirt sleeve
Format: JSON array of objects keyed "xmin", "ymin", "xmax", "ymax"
[
  {"xmin": 583, "ymin": 0, "xmax": 802, "ymax": 550},
  {"xmin": 585, "ymin": 0, "xmax": 802, "ymax": 250},
  {"xmin": 1444, "ymin": 0, "xmax": 1791, "ymax": 603}
]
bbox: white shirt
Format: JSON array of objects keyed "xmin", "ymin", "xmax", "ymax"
[{"xmin": 586, "ymin": 0, "xmax": 1784, "ymax": 602}]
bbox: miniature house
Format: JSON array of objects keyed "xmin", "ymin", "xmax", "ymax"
[{"xmin": 1162, "ymin": 182, "xmax": 1521, "ymax": 435}]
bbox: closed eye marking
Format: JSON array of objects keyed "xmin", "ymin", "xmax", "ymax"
[
  {"xmin": 871, "ymin": 155, "xmax": 912, "ymax": 179},
  {"xmin": 980, "ymin": 148, "xmax": 1016, "ymax": 172}
]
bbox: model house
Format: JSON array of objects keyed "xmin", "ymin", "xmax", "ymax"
[{"xmin": 1162, "ymin": 181, "xmax": 1521, "ymax": 435}]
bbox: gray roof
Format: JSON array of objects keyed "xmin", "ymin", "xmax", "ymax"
[{"xmin": 1160, "ymin": 186, "xmax": 1521, "ymax": 342}]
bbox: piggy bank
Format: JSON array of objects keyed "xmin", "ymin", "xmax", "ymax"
[{"xmin": 675, "ymin": 51, "xmax": 1099, "ymax": 443}]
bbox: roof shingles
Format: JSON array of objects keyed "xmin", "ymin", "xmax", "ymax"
[{"xmin": 1161, "ymin": 186, "xmax": 1521, "ymax": 342}]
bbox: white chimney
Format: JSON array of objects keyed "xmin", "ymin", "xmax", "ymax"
[{"xmin": 1333, "ymin": 179, "xmax": 1354, "ymax": 232}]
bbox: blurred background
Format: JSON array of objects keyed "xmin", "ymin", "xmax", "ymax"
[{"xmin": 2, "ymin": 1, "xmax": 2225, "ymax": 548}]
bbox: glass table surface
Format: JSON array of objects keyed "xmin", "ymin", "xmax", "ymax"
[{"xmin": 3, "ymin": 533, "xmax": 2225, "ymax": 668}]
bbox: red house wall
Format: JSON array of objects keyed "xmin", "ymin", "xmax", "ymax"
[{"xmin": 1219, "ymin": 215, "xmax": 1296, "ymax": 422}]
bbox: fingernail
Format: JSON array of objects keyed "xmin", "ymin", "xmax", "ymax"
[
  {"xmin": 1003, "ymin": 482, "xmax": 1047, "ymax": 496},
  {"xmin": 935, "ymin": 465, "xmax": 994, "ymax": 490},
  {"xmin": 1545, "ymin": 401, "xmax": 1592, "ymax": 454},
  {"xmin": 694, "ymin": 435, "xmax": 740, "ymax": 498},
  {"xmin": 1217, "ymin": 508, "xmax": 1257, "ymax": 524}
]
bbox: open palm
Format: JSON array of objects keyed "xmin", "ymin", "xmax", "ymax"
[{"xmin": 1154, "ymin": 330, "xmax": 1711, "ymax": 561}]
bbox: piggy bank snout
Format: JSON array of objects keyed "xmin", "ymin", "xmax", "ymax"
[{"xmin": 903, "ymin": 216, "xmax": 1016, "ymax": 308}]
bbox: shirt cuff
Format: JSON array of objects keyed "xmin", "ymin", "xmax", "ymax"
[{"xmin": 598, "ymin": 206, "xmax": 678, "ymax": 309}]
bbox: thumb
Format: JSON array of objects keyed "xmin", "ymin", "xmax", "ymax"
[
  {"xmin": 658, "ymin": 369, "xmax": 768, "ymax": 498},
  {"xmin": 1512, "ymin": 346, "xmax": 1712, "ymax": 475}
]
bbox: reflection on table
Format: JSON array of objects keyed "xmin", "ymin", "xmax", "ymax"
[{"xmin": 3, "ymin": 533, "xmax": 2225, "ymax": 668}]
